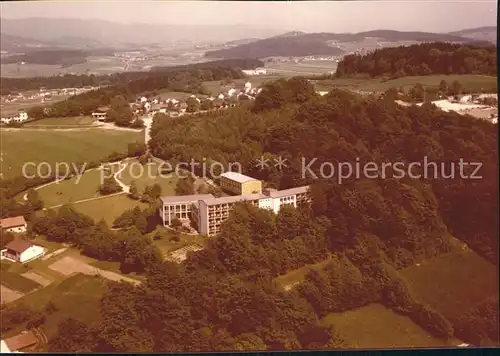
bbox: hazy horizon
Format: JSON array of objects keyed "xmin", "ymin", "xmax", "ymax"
[{"xmin": 0, "ymin": 0, "xmax": 497, "ymax": 34}]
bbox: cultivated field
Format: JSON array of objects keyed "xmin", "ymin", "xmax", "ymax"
[
  {"xmin": 400, "ymin": 250, "xmax": 498, "ymax": 322},
  {"xmin": 322, "ymin": 303, "xmax": 454, "ymax": 348},
  {"xmin": 1, "ymin": 237, "xmax": 143, "ymax": 339},
  {"xmin": 0, "ymin": 129, "xmax": 143, "ymax": 178},
  {"xmin": 266, "ymin": 61, "xmax": 337, "ymax": 76},
  {"xmin": 49, "ymin": 256, "xmax": 140, "ymax": 285},
  {"xmin": 0, "ymin": 95, "xmax": 69, "ymax": 116},
  {"xmin": 314, "ymin": 74, "xmax": 498, "ymax": 93},
  {"xmin": 3, "ymin": 273, "xmax": 109, "ymax": 339}
]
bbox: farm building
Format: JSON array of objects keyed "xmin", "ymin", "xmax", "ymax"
[
  {"xmin": 1, "ymin": 239, "xmax": 45, "ymax": 263},
  {"xmin": 0, "ymin": 216, "xmax": 27, "ymax": 233}
]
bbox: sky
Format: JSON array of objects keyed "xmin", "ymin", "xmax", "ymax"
[{"xmin": 0, "ymin": 0, "xmax": 497, "ymax": 33}]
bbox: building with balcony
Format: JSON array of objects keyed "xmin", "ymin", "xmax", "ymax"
[
  {"xmin": 159, "ymin": 194, "xmax": 214, "ymax": 226},
  {"xmin": 158, "ymin": 174, "xmax": 310, "ymax": 237}
]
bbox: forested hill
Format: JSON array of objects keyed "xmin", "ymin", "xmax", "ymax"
[
  {"xmin": 205, "ymin": 30, "xmax": 489, "ymax": 59},
  {"xmin": 1, "ymin": 58, "xmax": 262, "ymax": 94},
  {"xmin": 205, "ymin": 33, "xmax": 344, "ymax": 59},
  {"xmin": 335, "ymin": 42, "xmax": 497, "ymax": 78},
  {"xmin": 150, "ymin": 78, "xmax": 498, "ymax": 267},
  {"xmin": 2, "ymin": 78, "xmax": 497, "ymax": 352}
]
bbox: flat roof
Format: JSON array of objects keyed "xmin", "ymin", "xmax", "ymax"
[
  {"xmin": 220, "ymin": 171, "xmax": 258, "ymax": 184},
  {"xmin": 267, "ymin": 185, "xmax": 310, "ymax": 198},
  {"xmin": 160, "ymin": 194, "xmax": 214, "ymax": 204},
  {"xmin": 201, "ymin": 193, "xmax": 266, "ymax": 206}
]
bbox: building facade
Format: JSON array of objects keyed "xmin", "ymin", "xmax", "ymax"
[
  {"xmin": 159, "ymin": 182, "xmax": 310, "ymax": 237},
  {"xmin": 219, "ymin": 172, "xmax": 262, "ymax": 195},
  {"xmin": 1, "ymin": 239, "xmax": 45, "ymax": 263},
  {"xmin": 159, "ymin": 194, "xmax": 214, "ymax": 226}
]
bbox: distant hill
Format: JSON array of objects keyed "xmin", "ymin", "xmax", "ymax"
[
  {"xmin": 1, "ymin": 48, "xmax": 115, "ymax": 65},
  {"xmin": 0, "ymin": 17, "xmax": 286, "ymax": 46},
  {"xmin": 206, "ymin": 32, "xmax": 344, "ymax": 59},
  {"xmin": 223, "ymin": 38, "xmax": 261, "ymax": 47},
  {"xmin": 205, "ymin": 29, "xmax": 491, "ymax": 59},
  {"xmin": 448, "ymin": 26, "xmax": 497, "ymax": 44},
  {"xmin": 0, "ymin": 33, "xmax": 56, "ymax": 52}
]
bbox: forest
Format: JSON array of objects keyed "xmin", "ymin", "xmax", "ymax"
[
  {"xmin": 0, "ymin": 58, "xmax": 263, "ymax": 94},
  {"xmin": 1, "ymin": 77, "xmax": 497, "ymax": 352},
  {"xmin": 1, "ymin": 49, "xmax": 115, "ymax": 66},
  {"xmin": 335, "ymin": 42, "xmax": 497, "ymax": 78}
]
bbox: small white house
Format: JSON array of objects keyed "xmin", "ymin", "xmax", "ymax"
[
  {"xmin": 1, "ymin": 239, "xmax": 45, "ymax": 263},
  {"xmin": 227, "ymin": 88, "xmax": 237, "ymax": 97},
  {"xmin": 217, "ymin": 93, "xmax": 225, "ymax": 100},
  {"xmin": 0, "ymin": 216, "xmax": 27, "ymax": 233},
  {"xmin": 140, "ymin": 96, "xmax": 148, "ymax": 103},
  {"xmin": 0, "ymin": 110, "xmax": 29, "ymax": 124}
]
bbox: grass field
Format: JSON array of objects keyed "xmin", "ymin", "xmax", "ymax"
[
  {"xmin": 266, "ymin": 61, "xmax": 337, "ymax": 76},
  {"xmin": 0, "ymin": 129, "xmax": 143, "ymax": 178},
  {"xmin": 68, "ymin": 193, "xmax": 148, "ymax": 226},
  {"xmin": 314, "ymin": 74, "xmax": 498, "ymax": 93},
  {"xmin": 400, "ymin": 250, "xmax": 498, "ymax": 322},
  {"xmin": 118, "ymin": 159, "xmax": 179, "ymax": 196},
  {"xmin": 36, "ymin": 168, "xmax": 104, "ymax": 207},
  {"xmin": 322, "ymin": 303, "xmax": 453, "ymax": 348},
  {"xmin": 274, "ymin": 257, "xmax": 332, "ymax": 290},
  {"xmin": 24, "ymin": 116, "xmax": 96, "ymax": 127},
  {"xmin": 4, "ymin": 273, "xmax": 109, "ymax": 339},
  {"xmin": 150, "ymin": 226, "xmax": 205, "ymax": 255}
]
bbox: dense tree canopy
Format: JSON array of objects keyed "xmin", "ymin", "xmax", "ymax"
[
  {"xmin": 2, "ymin": 75, "xmax": 497, "ymax": 352},
  {"xmin": 336, "ymin": 42, "xmax": 497, "ymax": 78}
]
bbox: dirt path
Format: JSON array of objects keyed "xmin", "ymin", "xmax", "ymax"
[{"xmin": 114, "ymin": 162, "xmax": 130, "ymax": 193}]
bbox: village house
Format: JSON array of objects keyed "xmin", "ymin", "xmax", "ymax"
[
  {"xmin": 1, "ymin": 239, "xmax": 45, "ymax": 263},
  {"xmin": 0, "ymin": 330, "xmax": 39, "ymax": 353},
  {"xmin": 0, "ymin": 110, "xmax": 29, "ymax": 125},
  {"xmin": 91, "ymin": 106, "xmax": 109, "ymax": 121},
  {"xmin": 0, "ymin": 216, "xmax": 28, "ymax": 233},
  {"xmin": 179, "ymin": 102, "xmax": 188, "ymax": 113}
]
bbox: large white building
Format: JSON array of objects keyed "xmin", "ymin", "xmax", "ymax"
[
  {"xmin": 242, "ymin": 68, "xmax": 267, "ymax": 76},
  {"xmin": 159, "ymin": 176, "xmax": 310, "ymax": 236}
]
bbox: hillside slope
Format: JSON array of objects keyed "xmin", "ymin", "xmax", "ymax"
[{"xmin": 205, "ymin": 29, "xmax": 489, "ymax": 59}]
